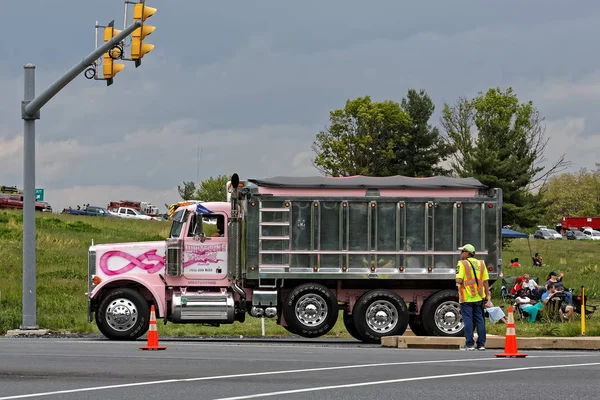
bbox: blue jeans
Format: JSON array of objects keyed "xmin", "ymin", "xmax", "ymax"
[{"xmin": 460, "ymin": 300, "xmax": 486, "ymax": 348}]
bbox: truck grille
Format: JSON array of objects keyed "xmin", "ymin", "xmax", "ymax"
[{"xmin": 87, "ymin": 250, "xmax": 96, "ymax": 296}]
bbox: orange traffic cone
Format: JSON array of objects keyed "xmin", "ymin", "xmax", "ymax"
[
  {"xmin": 140, "ymin": 305, "xmax": 167, "ymax": 351},
  {"xmin": 495, "ymin": 305, "xmax": 527, "ymax": 358}
]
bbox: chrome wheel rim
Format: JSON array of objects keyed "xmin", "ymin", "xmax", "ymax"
[
  {"xmin": 365, "ymin": 300, "xmax": 398, "ymax": 334},
  {"xmin": 434, "ymin": 300, "xmax": 463, "ymax": 334},
  {"xmin": 105, "ymin": 297, "xmax": 138, "ymax": 332},
  {"xmin": 295, "ymin": 293, "xmax": 328, "ymax": 327}
]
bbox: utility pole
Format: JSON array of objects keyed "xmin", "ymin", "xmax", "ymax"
[{"xmin": 18, "ymin": 18, "xmax": 143, "ymax": 331}]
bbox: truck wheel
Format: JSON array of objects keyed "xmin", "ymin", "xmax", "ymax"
[
  {"xmin": 96, "ymin": 288, "xmax": 150, "ymax": 340},
  {"xmin": 343, "ymin": 311, "xmax": 362, "ymax": 341},
  {"xmin": 282, "ymin": 324, "xmax": 302, "ymax": 336},
  {"xmin": 283, "ymin": 283, "xmax": 338, "ymax": 338},
  {"xmin": 420, "ymin": 290, "xmax": 463, "ymax": 337},
  {"xmin": 353, "ymin": 290, "xmax": 409, "ymax": 344}
]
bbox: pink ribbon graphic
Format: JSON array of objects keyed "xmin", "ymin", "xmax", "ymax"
[
  {"xmin": 99, "ymin": 249, "xmax": 165, "ymax": 276},
  {"xmin": 99, "ymin": 249, "xmax": 224, "ymax": 276}
]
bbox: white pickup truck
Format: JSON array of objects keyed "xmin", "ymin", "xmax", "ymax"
[{"xmin": 110, "ymin": 207, "xmax": 156, "ymax": 220}]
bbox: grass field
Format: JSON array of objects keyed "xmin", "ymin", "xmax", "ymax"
[{"xmin": 1, "ymin": 209, "xmax": 599, "ymax": 337}]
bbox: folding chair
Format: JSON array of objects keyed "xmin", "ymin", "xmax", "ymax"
[
  {"xmin": 572, "ymin": 293, "xmax": 598, "ymax": 320},
  {"xmin": 540, "ymin": 293, "xmax": 567, "ymax": 323}
]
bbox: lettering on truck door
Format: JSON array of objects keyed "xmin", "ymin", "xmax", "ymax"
[{"xmin": 182, "ymin": 212, "xmax": 228, "ymax": 279}]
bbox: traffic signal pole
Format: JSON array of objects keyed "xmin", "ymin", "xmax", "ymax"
[{"xmin": 19, "ymin": 19, "xmax": 142, "ymax": 330}]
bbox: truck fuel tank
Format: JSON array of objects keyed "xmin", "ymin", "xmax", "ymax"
[{"xmin": 171, "ymin": 289, "xmax": 235, "ymax": 324}]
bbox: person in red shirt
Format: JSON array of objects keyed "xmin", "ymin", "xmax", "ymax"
[
  {"xmin": 509, "ymin": 276, "xmax": 524, "ymax": 296},
  {"xmin": 510, "ymin": 258, "xmax": 521, "ymax": 267}
]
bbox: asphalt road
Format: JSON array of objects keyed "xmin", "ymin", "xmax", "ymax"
[{"xmin": 1, "ymin": 337, "xmax": 600, "ymax": 399}]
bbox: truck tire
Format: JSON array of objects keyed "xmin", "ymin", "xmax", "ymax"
[
  {"xmin": 282, "ymin": 324, "xmax": 302, "ymax": 336},
  {"xmin": 343, "ymin": 311, "xmax": 362, "ymax": 341},
  {"xmin": 96, "ymin": 288, "xmax": 150, "ymax": 340},
  {"xmin": 420, "ymin": 290, "xmax": 463, "ymax": 337},
  {"xmin": 353, "ymin": 289, "xmax": 409, "ymax": 344},
  {"xmin": 283, "ymin": 283, "xmax": 338, "ymax": 338}
]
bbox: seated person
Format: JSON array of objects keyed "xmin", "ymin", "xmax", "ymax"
[
  {"xmin": 484, "ymin": 300, "xmax": 507, "ymax": 324},
  {"xmin": 522, "ymin": 274, "xmax": 545, "ymax": 299},
  {"xmin": 542, "ymin": 283, "xmax": 574, "ymax": 322},
  {"xmin": 515, "ymin": 289, "xmax": 543, "ymax": 323},
  {"xmin": 210, "ymin": 216, "xmax": 225, "ymax": 237},
  {"xmin": 532, "ymin": 253, "xmax": 543, "ymax": 267},
  {"xmin": 509, "ymin": 276, "xmax": 524, "ymax": 296},
  {"xmin": 510, "ymin": 258, "xmax": 521, "ymax": 267},
  {"xmin": 545, "ymin": 271, "xmax": 572, "ymax": 305}
]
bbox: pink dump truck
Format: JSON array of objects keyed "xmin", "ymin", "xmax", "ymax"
[{"xmin": 86, "ymin": 173, "xmax": 502, "ymax": 343}]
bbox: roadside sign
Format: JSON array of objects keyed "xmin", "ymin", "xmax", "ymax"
[{"xmin": 35, "ymin": 188, "xmax": 44, "ymax": 201}]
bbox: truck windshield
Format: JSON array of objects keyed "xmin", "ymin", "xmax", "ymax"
[{"xmin": 169, "ymin": 209, "xmax": 188, "ymax": 238}]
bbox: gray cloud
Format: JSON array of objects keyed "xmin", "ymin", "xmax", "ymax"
[{"xmin": 2, "ymin": 0, "xmax": 600, "ymax": 213}]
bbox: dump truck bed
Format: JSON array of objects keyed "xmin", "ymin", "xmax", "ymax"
[{"xmin": 239, "ymin": 175, "xmax": 502, "ymax": 284}]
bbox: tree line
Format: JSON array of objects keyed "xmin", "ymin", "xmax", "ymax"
[{"xmin": 179, "ymin": 87, "xmax": 600, "ymax": 229}]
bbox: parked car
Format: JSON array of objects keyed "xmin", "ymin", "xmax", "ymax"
[
  {"xmin": 546, "ymin": 229, "xmax": 563, "ymax": 239},
  {"xmin": 534, "ymin": 230, "xmax": 555, "ymax": 240},
  {"xmin": 111, "ymin": 206, "xmax": 157, "ymax": 220},
  {"xmin": 62, "ymin": 205, "xmax": 114, "ymax": 217},
  {"xmin": 39, "ymin": 202, "xmax": 53, "ymax": 212},
  {"xmin": 566, "ymin": 230, "xmax": 590, "ymax": 240},
  {"xmin": 583, "ymin": 229, "xmax": 600, "ymax": 241}
]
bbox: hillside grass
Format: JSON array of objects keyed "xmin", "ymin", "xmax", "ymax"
[
  {"xmin": 1, "ymin": 209, "xmax": 599, "ymax": 337},
  {"xmin": 487, "ymin": 237, "xmax": 600, "ymax": 336}
]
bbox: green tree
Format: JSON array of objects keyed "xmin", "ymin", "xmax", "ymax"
[
  {"xmin": 396, "ymin": 89, "xmax": 453, "ymax": 176},
  {"xmin": 178, "ymin": 181, "xmax": 197, "ymax": 200},
  {"xmin": 441, "ymin": 87, "xmax": 570, "ymax": 227},
  {"xmin": 312, "ymin": 96, "xmax": 412, "ymax": 176},
  {"xmin": 194, "ymin": 175, "xmax": 229, "ymax": 202},
  {"xmin": 541, "ymin": 166, "xmax": 600, "ymax": 223}
]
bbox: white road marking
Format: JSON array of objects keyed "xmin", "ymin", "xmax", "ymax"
[
  {"xmin": 0, "ymin": 356, "xmax": 527, "ymax": 400},
  {"xmin": 1, "ymin": 353, "xmax": 598, "ymax": 400},
  {"xmin": 52, "ymin": 340, "xmax": 384, "ymax": 351},
  {"xmin": 0, "ymin": 380, "xmax": 181, "ymax": 400},
  {"xmin": 213, "ymin": 361, "xmax": 600, "ymax": 400}
]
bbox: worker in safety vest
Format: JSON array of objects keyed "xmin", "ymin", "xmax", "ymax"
[{"xmin": 455, "ymin": 244, "xmax": 490, "ymax": 351}]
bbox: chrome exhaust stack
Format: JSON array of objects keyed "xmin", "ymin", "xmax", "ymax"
[{"xmin": 228, "ymin": 173, "xmax": 246, "ymax": 312}]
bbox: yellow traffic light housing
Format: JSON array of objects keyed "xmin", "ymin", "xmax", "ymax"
[
  {"xmin": 131, "ymin": 1, "xmax": 156, "ymax": 66},
  {"xmin": 102, "ymin": 21, "xmax": 125, "ymax": 86}
]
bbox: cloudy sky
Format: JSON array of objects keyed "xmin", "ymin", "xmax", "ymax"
[{"xmin": 1, "ymin": 0, "xmax": 599, "ymax": 213}]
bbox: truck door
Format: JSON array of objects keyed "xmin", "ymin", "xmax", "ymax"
[
  {"xmin": 8, "ymin": 195, "xmax": 21, "ymax": 209},
  {"xmin": 181, "ymin": 212, "xmax": 228, "ymax": 280}
]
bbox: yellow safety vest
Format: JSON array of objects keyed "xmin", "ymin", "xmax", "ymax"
[{"xmin": 458, "ymin": 259, "xmax": 485, "ymax": 302}]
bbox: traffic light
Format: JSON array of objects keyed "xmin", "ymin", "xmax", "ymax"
[
  {"xmin": 131, "ymin": 1, "xmax": 156, "ymax": 66},
  {"xmin": 102, "ymin": 21, "xmax": 125, "ymax": 86}
]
